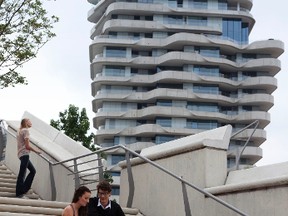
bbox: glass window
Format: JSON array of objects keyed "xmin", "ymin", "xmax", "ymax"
[
  {"xmin": 193, "ymin": 0, "xmax": 207, "ymax": 9},
  {"xmin": 156, "ymin": 118, "xmax": 172, "ymax": 127},
  {"xmin": 106, "ymin": 47, "xmax": 126, "ymax": 58},
  {"xmin": 222, "ymin": 18, "xmax": 249, "ymax": 44},
  {"xmin": 157, "ymin": 83, "xmax": 183, "ymax": 89},
  {"xmin": 218, "ymin": 0, "xmax": 227, "ymax": 10},
  {"xmin": 186, "ymin": 120, "xmax": 218, "ymax": 129},
  {"xmin": 125, "ymin": 136, "xmax": 137, "ymax": 144},
  {"xmin": 194, "ymin": 65, "xmax": 220, "ymax": 77},
  {"xmin": 112, "ymin": 186, "xmax": 120, "ymax": 195},
  {"xmin": 155, "ymin": 135, "xmax": 176, "ymax": 144},
  {"xmin": 187, "ymin": 102, "xmax": 218, "ymax": 112},
  {"xmin": 187, "ymin": 16, "xmax": 207, "ymax": 26},
  {"xmin": 114, "ymin": 136, "xmax": 120, "ymax": 145},
  {"xmin": 157, "ymin": 100, "xmax": 172, "ymax": 107},
  {"xmin": 193, "ymin": 84, "xmax": 219, "ymax": 94},
  {"xmin": 111, "ymin": 155, "xmax": 125, "ymax": 165},
  {"xmin": 195, "ymin": 47, "xmax": 220, "ymax": 58},
  {"xmin": 241, "ymin": 23, "xmax": 249, "ymax": 44},
  {"xmin": 168, "ymin": 0, "xmax": 177, "ymax": 7},
  {"xmin": 242, "ymin": 106, "xmax": 252, "ymax": 111},
  {"xmin": 105, "ymin": 66, "xmax": 125, "ymax": 76},
  {"xmin": 166, "ymin": 15, "xmax": 184, "ymax": 25},
  {"xmin": 108, "ymin": 32, "xmax": 117, "ymax": 38},
  {"xmin": 109, "ymin": 171, "xmax": 121, "ymax": 177},
  {"xmin": 242, "ymin": 53, "xmax": 256, "ymax": 60}
]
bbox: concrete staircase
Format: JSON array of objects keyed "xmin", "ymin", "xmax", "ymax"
[
  {"xmin": 0, "ymin": 163, "xmax": 143, "ymax": 216},
  {"xmin": 0, "ymin": 164, "xmax": 39, "ymax": 199}
]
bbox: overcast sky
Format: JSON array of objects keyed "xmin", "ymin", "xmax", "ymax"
[{"xmin": 0, "ymin": 0, "xmax": 287, "ymax": 166}]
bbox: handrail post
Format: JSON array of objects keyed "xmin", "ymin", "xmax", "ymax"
[
  {"xmin": 0, "ymin": 120, "xmax": 7, "ymax": 161},
  {"xmin": 48, "ymin": 163, "xmax": 57, "ymax": 201},
  {"xmin": 125, "ymin": 150, "xmax": 134, "ymax": 208},
  {"xmin": 98, "ymin": 155, "xmax": 104, "ymax": 182},
  {"xmin": 73, "ymin": 158, "xmax": 80, "ymax": 189},
  {"xmin": 234, "ymin": 120, "xmax": 259, "ymax": 170},
  {"xmin": 181, "ymin": 176, "xmax": 192, "ymax": 216}
]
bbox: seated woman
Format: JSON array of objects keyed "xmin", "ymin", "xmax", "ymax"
[{"xmin": 62, "ymin": 186, "xmax": 91, "ymax": 216}]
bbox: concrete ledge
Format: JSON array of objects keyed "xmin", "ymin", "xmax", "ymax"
[
  {"xmin": 119, "ymin": 125, "xmax": 232, "ymax": 168},
  {"xmin": 205, "ymin": 175, "xmax": 288, "ymax": 195},
  {"xmin": 226, "ymin": 161, "xmax": 288, "ymax": 184}
]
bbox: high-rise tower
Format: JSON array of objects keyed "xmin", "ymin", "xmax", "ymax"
[{"xmin": 87, "ymin": 0, "xmax": 284, "ymax": 194}]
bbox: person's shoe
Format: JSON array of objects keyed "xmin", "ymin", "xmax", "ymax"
[
  {"xmin": 22, "ymin": 195, "xmax": 30, "ymax": 199},
  {"xmin": 17, "ymin": 194, "xmax": 29, "ymax": 199}
]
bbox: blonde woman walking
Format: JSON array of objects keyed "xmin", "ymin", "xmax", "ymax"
[{"xmin": 16, "ymin": 118, "xmax": 41, "ymax": 198}]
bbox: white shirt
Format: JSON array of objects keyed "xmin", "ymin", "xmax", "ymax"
[{"xmin": 97, "ymin": 198, "xmax": 111, "ymax": 209}]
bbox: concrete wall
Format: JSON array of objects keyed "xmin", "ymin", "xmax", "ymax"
[{"xmin": 119, "ymin": 125, "xmax": 288, "ymax": 216}]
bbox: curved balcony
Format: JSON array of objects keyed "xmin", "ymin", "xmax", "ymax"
[
  {"xmin": 91, "ymin": 71, "xmax": 277, "ymax": 95},
  {"xmin": 89, "ymin": 1, "xmax": 254, "ymax": 37},
  {"xmin": 93, "ymin": 105, "xmax": 270, "ymax": 129},
  {"xmin": 89, "ymin": 33, "xmax": 284, "ymax": 64},
  {"xmin": 92, "ymin": 88, "xmax": 274, "ymax": 111},
  {"xmin": 90, "ymin": 51, "xmax": 281, "ymax": 79}
]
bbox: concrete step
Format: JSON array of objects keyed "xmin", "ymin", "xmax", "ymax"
[
  {"xmin": 0, "ymin": 169, "xmax": 13, "ymax": 175},
  {"xmin": 0, "ymin": 213, "xmax": 56, "ymax": 216},
  {"xmin": 0, "ymin": 197, "xmax": 68, "ymax": 215},
  {"xmin": 0, "ymin": 182, "xmax": 15, "ymax": 188},
  {"xmin": 0, "ymin": 164, "xmax": 8, "ymax": 170},
  {"xmin": 0, "ymin": 177, "xmax": 16, "ymax": 184},
  {"xmin": 0, "ymin": 173, "xmax": 17, "ymax": 180},
  {"xmin": 0, "ymin": 186, "xmax": 15, "ymax": 193},
  {"xmin": 0, "ymin": 165, "xmax": 143, "ymax": 216},
  {"xmin": 0, "ymin": 204, "xmax": 63, "ymax": 215},
  {"xmin": 0, "ymin": 191, "xmax": 16, "ymax": 197},
  {"xmin": 122, "ymin": 207, "xmax": 144, "ymax": 216},
  {"xmin": 0, "ymin": 191, "xmax": 40, "ymax": 200}
]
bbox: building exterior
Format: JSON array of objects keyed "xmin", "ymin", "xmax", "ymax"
[{"xmin": 87, "ymin": 0, "xmax": 284, "ymax": 193}]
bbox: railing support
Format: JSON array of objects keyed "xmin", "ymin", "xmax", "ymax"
[
  {"xmin": 98, "ymin": 155, "xmax": 104, "ymax": 182},
  {"xmin": 232, "ymin": 120, "xmax": 259, "ymax": 170},
  {"xmin": 181, "ymin": 177, "xmax": 192, "ymax": 216},
  {"xmin": 125, "ymin": 150, "xmax": 134, "ymax": 208},
  {"xmin": 73, "ymin": 158, "xmax": 80, "ymax": 189},
  {"xmin": 0, "ymin": 120, "xmax": 7, "ymax": 161},
  {"xmin": 48, "ymin": 163, "xmax": 56, "ymax": 201}
]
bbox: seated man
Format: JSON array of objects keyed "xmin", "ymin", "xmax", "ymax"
[{"xmin": 87, "ymin": 180, "xmax": 125, "ymax": 216}]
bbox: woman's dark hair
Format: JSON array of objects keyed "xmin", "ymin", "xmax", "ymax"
[
  {"xmin": 97, "ymin": 180, "xmax": 112, "ymax": 192},
  {"xmin": 72, "ymin": 186, "xmax": 91, "ymax": 216}
]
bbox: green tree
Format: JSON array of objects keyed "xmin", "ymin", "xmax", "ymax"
[
  {"xmin": 50, "ymin": 104, "xmax": 95, "ymax": 151},
  {"xmin": 0, "ymin": 0, "xmax": 58, "ymax": 89}
]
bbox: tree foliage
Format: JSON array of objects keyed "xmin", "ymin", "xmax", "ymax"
[
  {"xmin": 0, "ymin": 0, "xmax": 58, "ymax": 89},
  {"xmin": 50, "ymin": 104, "xmax": 95, "ymax": 151}
]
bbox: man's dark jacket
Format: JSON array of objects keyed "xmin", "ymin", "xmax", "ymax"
[{"xmin": 87, "ymin": 197, "xmax": 125, "ymax": 216}]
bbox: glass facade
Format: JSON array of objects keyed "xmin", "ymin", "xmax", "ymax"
[{"xmin": 222, "ymin": 18, "xmax": 248, "ymax": 44}]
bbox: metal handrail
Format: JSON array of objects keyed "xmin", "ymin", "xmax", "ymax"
[
  {"xmin": 231, "ymin": 120, "xmax": 259, "ymax": 170},
  {"xmin": 0, "ymin": 120, "xmax": 7, "ymax": 161},
  {"xmin": 2, "ymin": 122, "xmax": 248, "ymax": 215}
]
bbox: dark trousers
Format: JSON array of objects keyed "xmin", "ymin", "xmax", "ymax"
[{"xmin": 16, "ymin": 155, "xmax": 36, "ymax": 197}]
